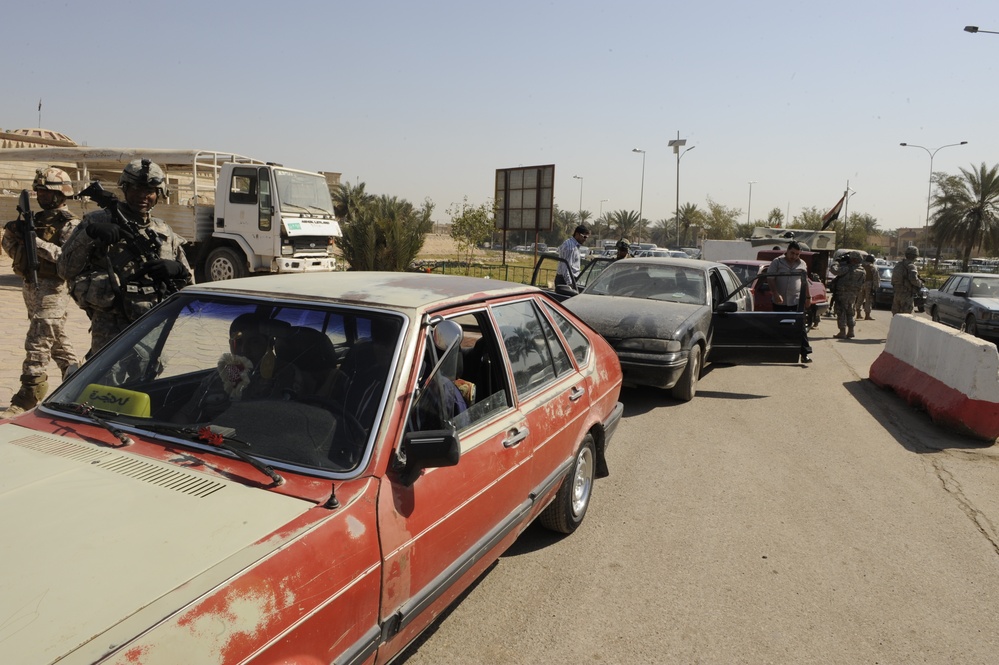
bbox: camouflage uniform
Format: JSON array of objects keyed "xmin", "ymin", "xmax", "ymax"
[
  {"xmin": 833, "ymin": 253, "xmax": 866, "ymax": 338},
  {"xmin": 856, "ymin": 258, "xmax": 877, "ymax": 320},
  {"xmin": 891, "ymin": 249, "xmax": 923, "ymax": 315},
  {"xmin": 58, "ymin": 204, "xmax": 192, "ymax": 355},
  {"xmin": 1, "ymin": 169, "xmax": 82, "ymax": 417}
]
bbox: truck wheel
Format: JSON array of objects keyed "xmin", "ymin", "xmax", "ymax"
[{"xmin": 205, "ymin": 247, "xmax": 247, "ymax": 282}]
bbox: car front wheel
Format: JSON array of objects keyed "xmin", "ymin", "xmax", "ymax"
[
  {"xmin": 539, "ymin": 434, "xmax": 596, "ymax": 534},
  {"xmin": 966, "ymin": 315, "xmax": 978, "ymax": 337},
  {"xmin": 671, "ymin": 344, "xmax": 701, "ymax": 402},
  {"xmin": 930, "ymin": 306, "xmax": 940, "ymax": 322}
]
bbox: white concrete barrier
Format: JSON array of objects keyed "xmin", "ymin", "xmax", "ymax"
[{"xmin": 869, "ymin": 314, "xmax": 999, "ymax": 441}]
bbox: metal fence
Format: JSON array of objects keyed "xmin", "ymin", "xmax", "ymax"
[{"xmin": 418, "ymin": 262, "xmax": 554, "ymax": 287}]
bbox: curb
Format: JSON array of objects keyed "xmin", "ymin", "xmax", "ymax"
[{"xmin": 869, "ymin": 314, "xmax": 999, "ymax": 441}]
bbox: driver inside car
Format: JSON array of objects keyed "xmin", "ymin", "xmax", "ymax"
[{"xmin": 174, "ymin": 313, "xmax": 303, "ymax": 423}]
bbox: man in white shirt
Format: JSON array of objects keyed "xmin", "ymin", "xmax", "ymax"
[{"xmin": 555, "ymin": 225, "xmax": 589, "ymax": 290}]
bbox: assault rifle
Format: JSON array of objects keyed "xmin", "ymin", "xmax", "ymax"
[
  {"xmin": 76, "ymin": 181, "xmax": 185, "ymax": 297},
  {"xmin": 15, "ymin": 190, "xmax": 40, "ymax": 287}
]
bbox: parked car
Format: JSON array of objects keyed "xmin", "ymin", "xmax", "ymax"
[
  {"xmin": 873, "ymin": 266, "xmax": 928, "ymax": 311},
  {"xmin": 927, "ymin": 272, "xmax": 999, "ymax": 341},
  {"xmin": 0, "ymin": 272, "xmax": 623, "ymax": 664},
  {"xmin": 558, "ymin": 258, "xmax": 805, "ymax": 401}
]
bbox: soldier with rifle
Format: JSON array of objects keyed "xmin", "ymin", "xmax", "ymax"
[
  {"xmin": 59, "ymin": 159, "xmax": 193, "ymax": 357},
  {"xmin": 1, "ymin": 168, "xmax": 82, "ymax": 417}
]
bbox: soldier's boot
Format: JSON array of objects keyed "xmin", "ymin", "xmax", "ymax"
[
  {"xmin": 847, "ymin": 326, "xmax": 855, "ymax": 338},
  {"xmin": 864, "ymin": 314, "xmax": 874, "ymax": 320},
  {"xmin": 834, "ymin": 328, "xmax": 847, "ymax": 339},
  {"xmin": 1, "ymin": 374, "xmax": 48, "ymax": 418}
]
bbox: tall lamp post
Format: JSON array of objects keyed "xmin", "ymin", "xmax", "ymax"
[
  {"xmin": 899, "ymin": 141, "xmax": 968, "ymax": 236},
  {"xmin": 632, "ymin": 149, "xmax": 646, "ymax": 241},
  {"xmin": 599, "ymin": 198, "xmax": 608, "ymax": 241},
  {"xmin": 572, "ymin": 175, "xmax": 584, "ymax": 220},
  {"xmin": 747, "ymin": 181, "xmax": 757, "ymax": 226},
  {"xmin": 668, "ymin": 133, "xmax": 695, "ymax": 248}
]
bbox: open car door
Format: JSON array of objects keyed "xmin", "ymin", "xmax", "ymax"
[{"xmin": 530, "ymin": 256, "xmax": 614, "ymax": 301}]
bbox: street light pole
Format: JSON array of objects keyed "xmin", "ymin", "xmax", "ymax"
[
  {"xmin": 747, "ymin": 181, "xmax": 757, "ymax": 226},
  {"xmin": 899, "ymin": 141, "xmax": 968, "ymax": 234},
  {"xmin": 572, "ymin": 175, "xmax": 584, "ymax": 220},
  {"xmin": 669, "ymin": 133, "xmax": 694, "ymax": 248},
  {"xmin": 632, "ymin": 149, "xmax": 646, "ymax": 242}
]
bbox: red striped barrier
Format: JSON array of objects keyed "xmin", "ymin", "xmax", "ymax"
[{"xmin": 869, "ymin": 314, "xmax": 999, "ymax": 441}]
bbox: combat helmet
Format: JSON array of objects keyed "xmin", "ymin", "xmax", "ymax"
[
  {"xmin": 118, "ymin": 158, "xmax": 169, "ymax": 197},
  {"xmin": 32, "ymin": 167, "xmax": 74, "ymax": 197},
  {"xmin": 904, "ymin": 246, "xmax": 919, "ymax": 259}
]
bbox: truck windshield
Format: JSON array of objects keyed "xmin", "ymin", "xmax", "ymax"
[{"xmin": 274, "ymin": 170, "xmax": 336, "ymax": 215}]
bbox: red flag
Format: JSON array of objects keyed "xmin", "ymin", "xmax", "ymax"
[{"xmin": 820, "ymin": 194, "xmax": 845, "ymax": 230}]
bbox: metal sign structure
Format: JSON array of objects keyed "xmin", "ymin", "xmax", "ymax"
[{"xmin": 494, "ymin": 164, "xmax": 554, "ymax": 232}]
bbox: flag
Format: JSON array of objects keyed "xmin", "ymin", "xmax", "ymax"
[
  {"xmin": 38, "ymin": 99, "xmax": 41, "ymax": 112},
  {"xmin": 820, "ymin": 194, "xmax": 845, "ymax": 230}
]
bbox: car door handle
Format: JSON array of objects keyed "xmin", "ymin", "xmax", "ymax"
[
  {"xmin": 503, "ymin": 426, "xmax": 529, "ymax": 448},
  {"xmin": 568, "ymin": 385, "xmax": 586, "ymax": 402}
]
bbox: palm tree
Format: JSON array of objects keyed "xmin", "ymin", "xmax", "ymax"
[
  {"xmin": 332, "ymin": 180, "xmax": 373, "ymax": 222},
  {"xmin": 931, "ymin": 163, "xmax": 999, "ymax": 270},
  {"xmin": 337, "ymin": 194, "xmax": 434, "ymax": 270},
  {"xmin": 676, "ymin": 203, "xmax": 701, "ymax": 246},
  {"xmin": 605, "ymin": 209, "xmax": 642, "ymax": 241}
]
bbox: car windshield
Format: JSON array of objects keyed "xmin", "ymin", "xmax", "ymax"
[
  {"xmin": 584, "ymin": 262, "xmax": 706, "ymax": 305},
  {"xmin": 969, "ymin": 276, "xmax": 999, "ymax": 297},
  {"xmin": 45, "ymin": 295, "xmax": 404, "ymax": 475},
  {"xmin": 878, "ymin": 267, "xmax": 893, "ymax": 280}
]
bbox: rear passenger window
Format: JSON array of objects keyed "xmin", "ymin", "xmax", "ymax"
[
  {"xmin": 543, "ymin": 302, "xmax": 590, "ymax": 366},
  {"xmin": 492, "ymin": 299, "xmax": 569, "ymax": 397}
]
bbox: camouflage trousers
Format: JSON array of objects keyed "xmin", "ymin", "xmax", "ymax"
[
  {"xmin": 855, "ymin": 286, "xmax": 872, "ymax": 317},
  {"xmin": 892, "ymin": 294, "xmax": 915, "ymax": 315},
  {"xmin": 20, "ymin": 277, "xmax": 79, "ymax": 378},
  {"xmin": 836, "ymin": 293, "xmax": 859, "ymax": 330},
  {"xmin": 89, "ymin": 308, "xmax": 133, "ymax": 359}
]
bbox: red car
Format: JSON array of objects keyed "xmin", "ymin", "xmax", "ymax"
[{"xmin": 0, "ymin": 272, "xmax": 622, "ymax": 664}]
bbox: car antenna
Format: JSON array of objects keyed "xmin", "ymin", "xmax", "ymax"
[{"xmin": 323, "ymin": 483, "xmax": 341, "ymax": 509}]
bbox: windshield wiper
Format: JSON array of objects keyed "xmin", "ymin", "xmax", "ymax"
[
  {"xmin": 304, "ymin": 205, "xmax": 333, "ymax": 215},
  {"xmin": 45, "ymin": 401, "xmax": 135, "ymax": 447},
  {"xmin": 280, "ymin": 203, "xmax": 310, "ymax": 213},
  {"xmin": 140, "ymin": 422, "xmax": 284, "ymax": 487}
]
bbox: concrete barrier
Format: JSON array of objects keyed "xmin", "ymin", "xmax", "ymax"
[{"xmin": 869, "ymin": 314, "xmax": 999, "ymax": 441}]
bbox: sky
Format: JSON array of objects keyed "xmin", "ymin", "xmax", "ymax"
[{"xmin": 3, "ymin": 0, "xmax": 998, "ymax": 233}]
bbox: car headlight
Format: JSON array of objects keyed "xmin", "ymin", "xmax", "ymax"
[{"xmin": 617, "ymin": 338, "xmax": 682, "ymax": 353}]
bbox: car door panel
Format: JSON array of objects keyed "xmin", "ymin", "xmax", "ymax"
[{"xmin": 710, "ymin": 311, "xmax": 804, "ymax": 363}]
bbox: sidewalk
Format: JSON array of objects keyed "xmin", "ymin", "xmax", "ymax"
[{"xmin": 0, "ymin": 253, "xmax": 91, "ymax": 410}]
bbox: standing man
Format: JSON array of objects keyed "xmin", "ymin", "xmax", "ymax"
[
  {"xmin": 833, "ymin": 251, "xmax": 866, "ymax": 339},
  {"xmin": 891, "ymin": 246, "xmax": 923, "ymax": 315},
  {"xmin": 1, "ymin": 168, "xmax": 82, "ymax": 417},
  {"xmin": 555, "ymin": 224, "xmax": 589, "ymax": 290},
  {"xmin": 856, "ymin": 254, "xmax": 877, "ymax": 321},
  {"xmin": 766, "ymin": 241, "xmax": 813, "ymax": 362},
  {"xmin": 58, "ymin": 159, "xmax": 194, "ymax": 357},
  {"xmin": 614, "ymin": 238, "xmax": 632, "ymax": 261}
]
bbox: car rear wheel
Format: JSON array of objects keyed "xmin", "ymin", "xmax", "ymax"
[
  {"xmin": 930, "ymin": 306, "xmax": 940, "ymax": 322},
  {"xmin": 966, "ymin": 315, "xmax": 978, "ymax": 337},
  {"xmin": 539, "ymin": 434, "xmax": 595, "ymax": 534},
  {"xmin": 671, "ymin": 344, "xmax": 701, "ymax": 402}
]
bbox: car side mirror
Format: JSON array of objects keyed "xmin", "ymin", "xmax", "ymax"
[
  {"xmin": 394, "ymin": 428, "xmax": 461, "ymax": 486},
  {"xmin": 955, "ymin": 290, "xmax": 968, "ymax": 297},
  {"xmin": 716, "ymin": 301, "xmax": 738, "ymax": 313}
]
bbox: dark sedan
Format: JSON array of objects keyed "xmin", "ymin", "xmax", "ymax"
[
  {"xmin": 927, "ymin": 272, "xmax": 999, "ymax": 341},
  {"xmin": 559, "ymin": 258, "xmax": 805, "ymax": 401},
  {"xmin": 873, "ymin": 267, "xmax": 928, "ymax": 311}
]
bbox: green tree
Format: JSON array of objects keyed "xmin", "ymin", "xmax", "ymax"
[
  {"xmin": 605, "ymin": 209, "xmax": 642, "ymax": 241},
  {"xmin": 674, "ymin": 203, "xmax": 703, "ymax": 246},
  {"xmin": 932, "ymin": 163, "xmax": 999, "ymax": 270},
  {"xmin": 766, "ymin": 207, "xmax": 785, "ymax": 227},
  {"xmin": 702, "ymin": 198, "xmax": 742, "ymax": 239},
  {"xmin": 332, "ymin": 180, "xmax": 373, "ymax": 222},
  {"xmin": 790, "ymin": 207, "xmax": 824, "ymax": 230},
  {"xmin": 448, "ymin": 198, "xmax": 494, "ymax": 271},
  {"xmin": 337, "ymin": 194, "xmax": 434, "ymax": 271}
]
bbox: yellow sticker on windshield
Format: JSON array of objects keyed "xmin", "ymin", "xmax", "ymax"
[{"xmin": 78, "ymin": 384, "xmax": 151, "ymax": 418}]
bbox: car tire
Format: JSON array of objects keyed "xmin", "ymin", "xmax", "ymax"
[
  {"xmin": 931, "ymin": 306, "xmax": 940, "ymax": 322},
  {"xmin": 539, "ymin": 434, "xmax": 596, "ymax": 534},
  {"xmin": 966, "ymin": 315, "xmax": 978, "ymax": 337},
  {"xmin": 671, "ymin": 344, "xmax": 701, "ymax": 402},
  {"xmin": 205, "ymin": 247, "xmax": 248, "ymax": 282}
]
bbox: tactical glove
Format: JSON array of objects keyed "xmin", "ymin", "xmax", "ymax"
[
  {"xmin": 85, "ymin": 221, "xmax": 122, "ymax": 244},
  {"xmin": 143, "ymin": 259, "xmax": 188, "ymax": 281}
]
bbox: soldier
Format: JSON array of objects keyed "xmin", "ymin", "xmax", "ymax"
[
  {"xmin": 1, "ymin": 168, "xmax": 82, "ymax": 417},
  {"xmin": 614, "ymin": 238, "xmax": 632, "ymax": 261},
  {"xmin": 891, "ymin": 246, "xmax": 923, "ymax": 315},
  {"xmin": 856, "ymin": 254, "xmax": 877, "ymax": 321},
  {"xmin": 58, "ymin": 159, "xmax": 194, "ymax": 357},
  {"xmin": 833, "ymin": 251, "xmax": 866, "ymax": 339}
]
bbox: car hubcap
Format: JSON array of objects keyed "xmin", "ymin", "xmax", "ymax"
[{"xmin": 571, "ymin": 446, "xmax": 594, "ymax": 518}]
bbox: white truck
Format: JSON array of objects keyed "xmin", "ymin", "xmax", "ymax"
[{"xmin": 0, "ymin": 148, "xmax": 341, "ymax": 281}]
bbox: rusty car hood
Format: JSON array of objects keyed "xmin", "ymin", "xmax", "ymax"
[
  {"xmin": 563, "ymin": 293, "xmax": 706, "ymax": 339},
  {"xmin": 0, "ymin": 424, "xmax": 313, "ymax": 665}
]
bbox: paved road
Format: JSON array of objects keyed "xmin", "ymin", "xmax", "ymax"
[
  {"xmin": 0, "ymin": 253, "xmax": 91, "ymax": 410},
  {"xmin": 400, "ymin": 310, "xmax": 999, "ymax": 664}
]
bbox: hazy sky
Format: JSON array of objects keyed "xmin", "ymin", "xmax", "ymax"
[{"xmin": 3, "ymin": 0, "xmax": 997, "ymax": 232}]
